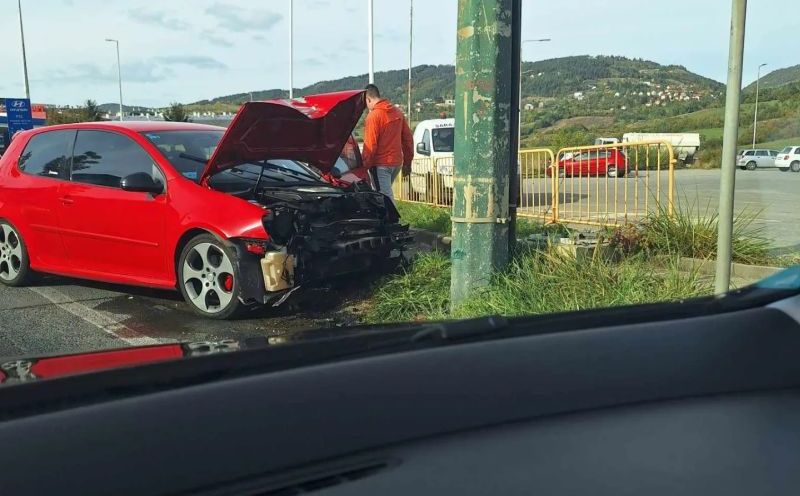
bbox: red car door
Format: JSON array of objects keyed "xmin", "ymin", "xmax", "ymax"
[
  {"xmin": 4, "ymin": 129, "xmax": 74, "ymax": 270},
  {"xmin": 56, "ymin": 130, "xmax": 169, "ymax": 286}
]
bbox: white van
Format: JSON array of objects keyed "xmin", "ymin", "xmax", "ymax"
[{"xmin": 410, "ymin": 119, "xmax": 455, "ymax": 198}]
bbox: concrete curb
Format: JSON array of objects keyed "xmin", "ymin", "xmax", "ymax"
[
  {"xmin": 409, "ymin": 228, "xmax": 451, "ymax": 253},
  {"xmin": 677, "ymin": 257, "xmax": 782, "ymax": 281}
]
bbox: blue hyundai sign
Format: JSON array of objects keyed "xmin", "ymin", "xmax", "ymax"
[{"xmin": 4, "ymin": 98, "xmax": 34, "ymax": 140}]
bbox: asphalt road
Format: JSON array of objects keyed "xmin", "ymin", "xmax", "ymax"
[
  {"xmin": 0, "ymin": 274, "xmax": 368, "ymax": 359},
  {"xmin": 520, "ymin": 168, "xmax": 800, "ymax": 252}
]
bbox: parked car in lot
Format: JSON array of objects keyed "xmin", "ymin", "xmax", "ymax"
[
  {"xmin": 775, "ymin": 146, "xmax": 800, "ymax": 172},
  {"xmin": 0, "ymin": 90, "xmax": 409, "ymax": 319},
  {"xmin": 737, "ymin": 149, "xmax": 779, "ymax": 170},
  {"xmin": 547, "ymin": 149, "xmax": 628, "ymax": 178}
]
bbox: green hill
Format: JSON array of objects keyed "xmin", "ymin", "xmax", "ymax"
[{"xmin": 745, "ymin": 64, "xmax": 800, "ymax": 91}]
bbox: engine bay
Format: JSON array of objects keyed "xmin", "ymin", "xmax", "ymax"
[{"xmin": 210, "ymin": 168, "xmax": 410, "ymax": 300}]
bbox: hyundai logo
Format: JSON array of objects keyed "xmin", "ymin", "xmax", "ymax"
[{"xmin": 10, "ymin": 100, "xmax": 26, "ymax": 108}]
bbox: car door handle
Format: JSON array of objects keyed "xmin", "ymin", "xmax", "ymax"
[{"xmin": 59, "ymin": 196, "xmax": 74, "ymax": 205}]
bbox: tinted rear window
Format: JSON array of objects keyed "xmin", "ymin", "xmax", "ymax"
[{"xmin": 18, "ymin": 130, "xmax": 75, "ymax": 179}]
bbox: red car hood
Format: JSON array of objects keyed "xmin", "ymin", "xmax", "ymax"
[{"xmin": 200, "ymin": 90, "xmax": 366, "ymax": 183}]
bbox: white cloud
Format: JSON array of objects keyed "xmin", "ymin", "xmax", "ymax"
[
  {"xmin": 205, "ymin": 3, "xmax": 283, "ymax": 32},
  {"xmin": 0, "ymin": 0, "xmax": 795, "ymax": 107}
]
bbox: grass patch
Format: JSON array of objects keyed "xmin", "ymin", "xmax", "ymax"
[
  {"xmin": 395, "ymin": 201, "xmax": 570, "ymax": 238},
  {"xmin": 615, "ymin": 199, "xmax": 774, "ymax": 266},
  {"xmin": 367, "ymin": 253, "xmax": 451, "ymax": 322},
  {"xmin": 395, "ymin": 202, "xmax": 452, "ymax": 234},
  {"xmin": 365, "ymin": 249, "xmax": 711, "ymax": 324}
]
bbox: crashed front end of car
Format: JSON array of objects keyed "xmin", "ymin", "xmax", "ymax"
[
  {"xmin": 240, "ymin": 185, "xmax": 410, "ymax": 306},
  {"xmin": 200, "ymin": 90, "xmax": 412, "ymax": 307}
]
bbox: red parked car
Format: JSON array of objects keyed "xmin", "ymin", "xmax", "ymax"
[
  {"xmin": 0, "ymin": 90, "xmax": 408, "ymax": 319},
  {"xmin": 547, "ymin": 149, "xmax": 628, "ymax": 178}
]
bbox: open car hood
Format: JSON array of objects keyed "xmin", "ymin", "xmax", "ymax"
[{"xmin": 200, "ymin": 90, "xmax": 366, "ymax": 183}]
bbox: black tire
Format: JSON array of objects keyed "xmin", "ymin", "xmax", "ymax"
[
  {"xmin": 746, "ymin": 161, "xmax": 757, "ymax": 171},
  {"xmin": 607, "ymin": 165, "xmax": 624, "ymax": 178},
  {"xmin": 791, "ymin": 161, "xmax": 800, "ymax": 173},
  {"xmin": 0, "ymin": 220, "xmax": 32, "ymax": 287},
  {"xmin": 177, "ymin": 234, "xmax": 244, "ymax": 319}
]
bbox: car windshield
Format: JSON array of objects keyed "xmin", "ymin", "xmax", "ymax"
[
  {"xmin": 140, "ymin": 130, "xmax": 321, "ymax": 183},
  {"xmin": 0, "ymin": 0, "xmax": 798, "ymax": 388},
  {"xmin": 141, "ymin": 130, "xmax": 223, "ymax": 181},
  {"xmin": 432, "ymin": 127, "xmax": 455, "ymax": 153}
]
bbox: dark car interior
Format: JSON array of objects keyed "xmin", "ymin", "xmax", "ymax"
[{"xmin": 0, "ymin": 274, "xmax": 799, "ymax": 495}]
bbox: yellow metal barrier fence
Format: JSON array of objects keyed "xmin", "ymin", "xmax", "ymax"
[
  {"xmin": 392, "ymin": 141, "xmax": 674, "ymax": 228},
  {"xmin": 517, "ymin": 148, "xmax": 557, "ymax": 221},
  {"xmin": 393, "ymin": 156, "xmax": 454, "ymax": 207},
  {"xmin": 550, "ymin": 141, "xmax": 675, "ymax": 226}
]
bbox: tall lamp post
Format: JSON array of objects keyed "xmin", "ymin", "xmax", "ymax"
[
  {"xmin": 105, "ymin": 38, "xmax": 124, "ymax": 121},
  {"xmin": 289, "ymin": 0, "xmax": 294, "ymax": 98},
  {"xmin": 17, "ymin": 0, "xmax": 30, "ymax": 99},
  {"xmin": 519, "ymin": 39, "xmax": 550, "ymax": 148},
  {"xmin": 367, "ymin": 0, "xmax": 374, "ymax": 84},
  {"xmin": 752, "ymin": 62, "xmax": 767, "ymax": 149},
  {"xmin": 407, "ymin": 0, "xmax": 413, "ymax": 118}
]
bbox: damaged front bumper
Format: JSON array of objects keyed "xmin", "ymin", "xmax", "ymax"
[{"xmin": 230, "ymin": 226, "xmax": 413, "ymax": 308}]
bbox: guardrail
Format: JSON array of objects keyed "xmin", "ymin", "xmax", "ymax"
[
  {"xmin": 550, "ymin": 141, "xmax": 675, "ymax": 226},
  {"xmin": 392, "ymin": 141, "xmax": 675, "ymax": 228}
]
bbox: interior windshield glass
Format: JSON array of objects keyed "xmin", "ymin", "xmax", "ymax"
[{"xmin": 141, "ymin": 130, "xmax": 223, "ymax": 182}]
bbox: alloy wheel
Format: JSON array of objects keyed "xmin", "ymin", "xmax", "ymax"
[
  {"xmin": 182, "ymin": 242, "xmax": 236, "ymax": 314},
  {"xmin": 0, "ymin": 224, "xmax": 24, "ymax": 282},
  {"xmin": 792, "ymin": 161, "xmax": 800, "ymax": 173}
]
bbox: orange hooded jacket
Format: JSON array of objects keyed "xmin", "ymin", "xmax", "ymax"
[{"xmin": 361, "ymin": 99, "xmax": 414, "ymax": 169}]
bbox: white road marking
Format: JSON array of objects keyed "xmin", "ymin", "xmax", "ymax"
[{"xmin": 29, "ymin": 286, "xmax": 161, "ymax": 346}]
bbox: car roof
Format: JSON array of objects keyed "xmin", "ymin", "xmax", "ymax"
[{"xmin": 36, "ymin": 121, "xmax": 226, "ymax": 133}]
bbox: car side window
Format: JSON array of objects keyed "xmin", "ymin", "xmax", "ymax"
[
  {"xmin": 71, "ymin": 130, "xmax": 164, "ymax": 189},
  {"xmin": 756, "ymin": 150, "xmax": 768, "ymax": 157},
  {"xmin": 17, "ymin": 130, "xmax": 76, "ymax": 180},
  {"xmin": 744, "ymin": 150, "xmax": 754, "ymax": 156},
  {"xmin": 422, "ymin": 129, "xmax": 431, "ymax": 152},
  {"xmin": 770, "ymin": 151, "xmax": 778, "ymax": 157}
]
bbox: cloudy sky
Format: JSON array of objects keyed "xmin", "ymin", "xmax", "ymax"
[{"xmin": 0, "ymin": 0, "xmax": 795, "ymax": 107}]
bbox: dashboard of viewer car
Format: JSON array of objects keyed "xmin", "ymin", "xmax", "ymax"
[{"xmin": 0, "ymin": 287, "xmax": 800, "ymax": 495}]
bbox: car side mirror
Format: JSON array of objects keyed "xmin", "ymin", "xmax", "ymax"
[
  {"xmin": 121, "ymin": 172, "xmax": 164, "ymax": 194},
  {"xmin": 331, "ymin": 168, "xmax": 343, "ymax": 179},
  {"xmin": 416, "ymin": 142, "xmax": 430, "ymax": 156}
]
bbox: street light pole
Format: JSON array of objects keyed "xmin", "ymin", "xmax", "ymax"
[
  {"xmin": 367, "ymin": 0, "xmax": 374, "ymax": 84},
  {"xmin": 519, "ymin": 39, "xmax": 550, "ymax": 149},
  {"xmin": 714, "ymin": 0, "xmax": 747, "ymax": 294},
  {"xmin": 407, "ymin": 0, "xmax": 413, "ymax": 118},
  {"xmin": 752, "ymin": 62, "xmax": 767, "ymax": 149},
  {"xmin": 289, "ymin": 0, "xmax": 294, "ymax": 99},
  {"xmin": 105, "ymin": 39, "xmax": 124, "ymax": 121},
  {"xmin": 17, "ymin": 0, "xmax": 30, "ymax": 99}
]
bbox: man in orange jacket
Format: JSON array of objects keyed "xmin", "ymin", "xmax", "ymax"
[{"xmin": 361, "ymin": 84, "xmax": 414, "ymax": 204}]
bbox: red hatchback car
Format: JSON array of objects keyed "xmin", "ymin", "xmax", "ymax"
[
  {"xmin": 547, "ymin": 149, "xmax": 628, "ymax": 178},
  {"xmin": 0, "ymin": 90, "xmax": 408, "ymax": 319}
]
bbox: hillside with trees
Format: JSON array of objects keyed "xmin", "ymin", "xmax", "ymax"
[{"xmin": 744, "ymin": 64, "xmax": 800, "ymax": 91}]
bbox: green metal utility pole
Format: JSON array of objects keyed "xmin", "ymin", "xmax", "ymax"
[
  {"xmin": 715, "ymin": 0, "xmax": 747, "ymax": 294},
  {"xmin": 450, "ymin": 0, "xmax": 514, "ymax": 305}
]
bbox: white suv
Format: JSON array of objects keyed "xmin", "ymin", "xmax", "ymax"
[{"xmin": 775, "ymin": 146, "xmax": 800, "ymax": 172}]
